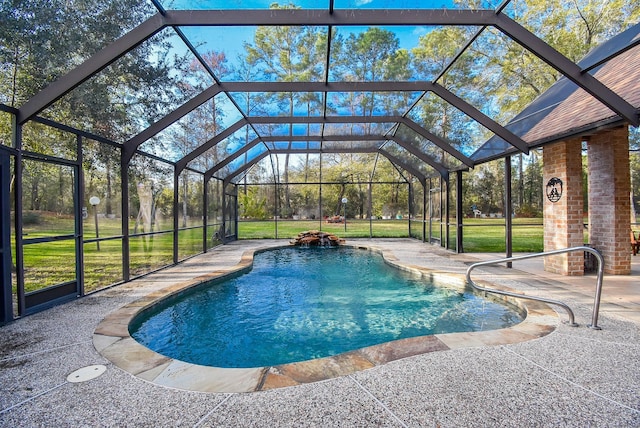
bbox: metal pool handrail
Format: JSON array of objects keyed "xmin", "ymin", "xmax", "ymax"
[{"xmin": 466, "ymin": 246, "xmax": 605, "ymax": 330}]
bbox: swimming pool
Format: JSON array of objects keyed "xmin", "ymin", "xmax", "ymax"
[{"xmin": 129, "ymin": 246, "xmax": 524, "ymax": 368}]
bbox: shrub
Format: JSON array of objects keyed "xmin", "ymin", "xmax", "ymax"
[
  {"xmin": 517, "ymin": 204, "xmax": 540, "ymax": 218},
  {"xmin": 22, "ymin": 211, "xmax": 42, "ymax": 225}
]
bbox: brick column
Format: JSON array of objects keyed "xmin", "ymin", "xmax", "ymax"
[
  {"xmin": 543, "ymin": 138, "xmax": 584, "ymax": 275},
  {"xmin": 587, "ymin": 126, "xmax": 631, "ymax": 275}
]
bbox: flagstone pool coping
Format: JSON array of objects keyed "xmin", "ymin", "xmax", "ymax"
[{"xmin": 93, "ymin": 243, "xmax": 559, "ymax": 393}]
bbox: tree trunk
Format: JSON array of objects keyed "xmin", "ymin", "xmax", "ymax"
[
  {"xmin": 518, "ymin": 154, "xmax": 524, "ymax": 210},
  {"xmin": 105, "ymin": 162, "xmax": 113, "ymax": 216},
  {"xmin": 336, "ymin": 184, "xmax": 346, "ymax": 216},
  {"xmin": 182, "ymin": 176, "xmax": 188, "ymax": 228}
]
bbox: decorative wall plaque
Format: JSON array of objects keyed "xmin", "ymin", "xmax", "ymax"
[{"xmin": 546, "ymin": 177, "xmax": 563, "ymax": 203}]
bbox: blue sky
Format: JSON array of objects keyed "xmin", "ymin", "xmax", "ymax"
[
  {"xmin": 179, "ymin": 24, "xmax": 431, "ymax": 65},
  {"xmin": 157, "ymin": 0, "xmax": 475, "ymax": 62}
]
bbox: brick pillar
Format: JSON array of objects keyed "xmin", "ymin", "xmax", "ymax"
[
  {"xmin": 543, "ymin": 138, "xmax": 584, "ymax": 275},
  {"xmin": 587, "ymin": 126, "xmax": 631, "ymax": 275}
]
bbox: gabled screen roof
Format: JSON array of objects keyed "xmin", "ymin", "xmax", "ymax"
[{"xmin": 5, "ymin": 1, "xmax": 639, "ymax": 181}]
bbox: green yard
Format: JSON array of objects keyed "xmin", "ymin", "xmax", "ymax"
[
  {"xmin": 14, "ymin": 213, "xmax": 551, "ymax": 294},
  {"xmin": 237, "ymin": 217, "xmax": 549, "ymax": 253}
]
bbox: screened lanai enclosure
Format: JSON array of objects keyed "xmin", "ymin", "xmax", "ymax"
[{"xmin": 1, "ymin": 0, "xmax": 639, "ymax": 321}]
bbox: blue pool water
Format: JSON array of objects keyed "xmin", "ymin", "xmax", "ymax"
[{"xmin": 130, "ymin": 247, "xmax": 523, "ymax": 368}]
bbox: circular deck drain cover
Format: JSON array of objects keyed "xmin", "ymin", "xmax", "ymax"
[{"xmin": 67, "ymin": 365, "xmax": 107, "ymax": 383}]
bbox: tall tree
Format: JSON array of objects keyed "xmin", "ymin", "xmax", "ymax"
[
  {"xmin": 335, "ymin": 27, "xmax": 406, "ymax": 130},
  {"xmin": 461, "ymin": 0, "xmax": 640, "ymax": 122},
  {"xmin": 1, "ymin": 0, "xmax": 181, "ymax": 220},
  {"xmin": 244, "ymin": 3, "xmax": 325, "ymax": 217},
  {"xmin": 173, "ymin": 52, "xmax": 229, "ymax": 227},
  {"xmin": 412, "ymin": 26, "xmax": 478, "ymax": 155}
]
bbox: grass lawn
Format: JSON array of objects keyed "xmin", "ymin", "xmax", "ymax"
[
  {"xmin": 461, "ymin": 218, "xmax": 547, "ymax": 252},
  {"xmin": 13, "ymin": 213, "xmax": 550, "ymax": 296},
  {"xmin": 239, "ymin": 217, "xmax": 548, "ymax": 252},
  {"xmin": 16, "ymin": 214, "xmax": 208, "ymax": 293},
  {"xmin": 238, "ymin": 219, "xmax": 412, "ymax": 239}
]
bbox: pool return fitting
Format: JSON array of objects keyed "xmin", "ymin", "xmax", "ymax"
[{"xmin": 466, "ymin": 246, "xmax": 604, "ymax": 330}]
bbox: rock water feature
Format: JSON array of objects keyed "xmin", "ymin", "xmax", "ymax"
[{"xmin": 290, "ymin": 230, "xmax": 345, "ymax": 247}]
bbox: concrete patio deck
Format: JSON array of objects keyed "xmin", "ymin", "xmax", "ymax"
[{"xmin": 1, "ymin": 239, "xmax": 638, "ymax": 427}]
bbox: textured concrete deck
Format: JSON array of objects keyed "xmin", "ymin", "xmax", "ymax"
[{"xmin": 1, "ymin": 239, "xmax": 639, "ymax": 427}]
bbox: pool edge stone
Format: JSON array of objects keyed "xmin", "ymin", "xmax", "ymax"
[{"xmin": 93, "ymin": 241, "xmax": 560, "ymax": 394}]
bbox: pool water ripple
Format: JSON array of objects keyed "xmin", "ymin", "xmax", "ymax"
[{"xmin": 130, "ymin": 247, "xmax": 523, "ymax": 368}]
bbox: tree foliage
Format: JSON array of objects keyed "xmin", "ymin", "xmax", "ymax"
[
  {"xmin": 0, "ymin": 0, "xmax": 180, "ymax": 221},
  {"xmin": 2, "ymin": 0, "xmax": 638, "ymax": 222}
]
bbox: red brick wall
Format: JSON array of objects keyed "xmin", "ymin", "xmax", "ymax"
[
  {"xmin": 543, "ymin": 138, "xmax": 584, "ymax": 275},
  {"xmin": 587, "ymin": 126, "xmax": 631, "ymax": 275}
]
